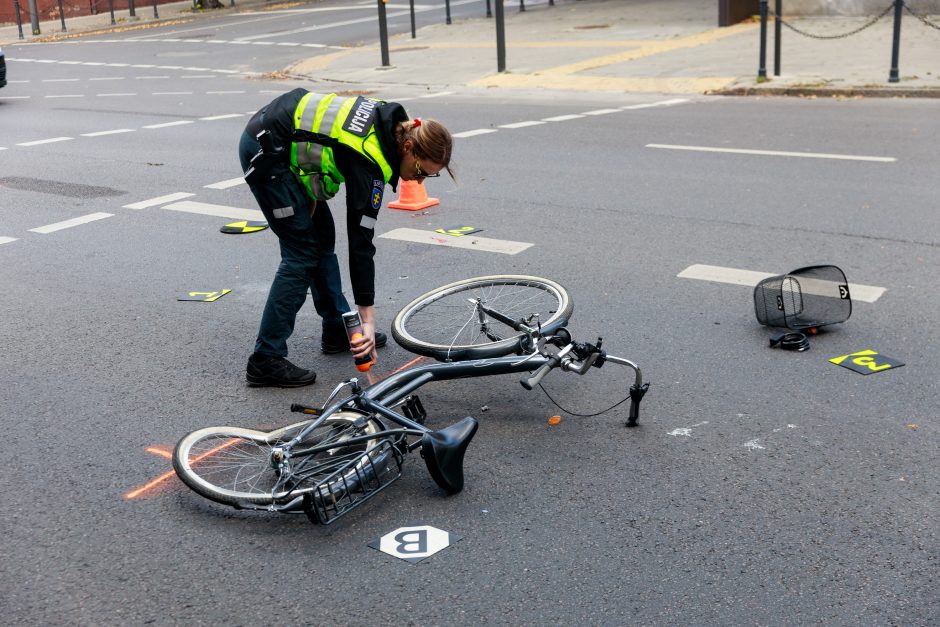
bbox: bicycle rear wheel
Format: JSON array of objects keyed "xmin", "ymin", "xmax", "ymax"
[
  {"xmin": 172, "ymin": 412, "xmax": 386, "ymax": 507},
  {"xmin": 392, "ymin": 275, "xmax": 572, "ymax": 361}
]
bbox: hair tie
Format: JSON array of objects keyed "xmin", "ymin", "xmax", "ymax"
[{"xmin": 412, "ymin": 118, "xmax": 422, "ymax": 128}]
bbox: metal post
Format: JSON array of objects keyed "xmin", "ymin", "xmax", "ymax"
[
  {"xmin": 445, "ymin": 0, "xmax": 451, "ymax": 24},
  {"xmin": 888, "ymin": 0, "xmax": 903, "ymax": 82},
  {"xmin": 152, "ymin": 0, "xmax": 159, "ymax": 19},
  {"xmin": 774, "ymin": 0, "xmax": 781, "ymax": 76},
  {"xmin": 520, "ymin": 0, "xmax": 525, "ymax": 12},
  {"xmin": 129, "ymin": 0, "xmax": 136, "ymax": 18},
  {"xmin": 485, "ymin": 0, "xmax": 491, "ymax": 18},
  {"xmin": 28, "ymin": 0, "xmax": 40, "ymax": 35},
  {"xmin": 13, "ymin": 0, "xmax": 25, "ymax": 39},
  {"xmin": 495, "ymin": 0, "xmax": 506, "ymax": 72},
  {"xmin": 377, "ymin": 0, "xmax": 391, "ymax": 67},
  {"xmin": 409, "ymin": 0, "xmax": 415, "ymax": 38},
  {"xmin": 108, "ymin": 0, "xmax": 116, "ymax": 25},
  {"xmin": 57, "ymin": 0, "xmax": 67, "ymax": 30},
  {"xmin": 758, "ymin": 0, "xmax": 768, "ymax": 80}
]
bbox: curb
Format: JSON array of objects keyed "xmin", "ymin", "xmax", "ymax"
[{"xmin": 713, "ymin": 85, "xmax": 940, "ymax": 98}]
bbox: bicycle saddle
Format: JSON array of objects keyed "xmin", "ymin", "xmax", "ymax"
[{"xmin": 421, "ymin": 416, "xmax": 479, "ymax": 494}]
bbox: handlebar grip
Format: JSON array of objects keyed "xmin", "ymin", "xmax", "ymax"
[{"xmin": 520, "ymin": 355, "xmax": 561, "ymax": 391}]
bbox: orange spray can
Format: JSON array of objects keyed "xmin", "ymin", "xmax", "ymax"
[{"xmin": 342, "ymin": 311, "xmax": 374, "ymax": 372}]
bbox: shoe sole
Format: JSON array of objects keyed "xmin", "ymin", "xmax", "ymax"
[{"xmin": 246, "ymin": 374, "xmax": 317, "ymax": 388}]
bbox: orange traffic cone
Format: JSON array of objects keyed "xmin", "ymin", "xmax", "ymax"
[{"xmin": 388, "ymin": 179, "xmax": 440, "ymax": 211}]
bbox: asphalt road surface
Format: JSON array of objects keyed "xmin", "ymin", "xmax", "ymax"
[{"xmin": 1, "ymin": 2, "xmax": 938, "ymax": 624}]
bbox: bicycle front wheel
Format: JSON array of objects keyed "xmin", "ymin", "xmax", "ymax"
[
  {"xmin": 172, "ymin": 412, "xmax": 386, "ymax": 507},
  {"xmin": 392, "ymin": 275, "xmax": 573, "ymax": 361}
]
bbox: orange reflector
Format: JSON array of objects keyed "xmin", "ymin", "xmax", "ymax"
[{"xmin": 548, "ymin": 415, "xmax": 561, "ymax": 426}]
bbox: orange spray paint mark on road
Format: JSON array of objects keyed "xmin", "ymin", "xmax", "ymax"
[{"xmin": 124, "ymin": 439, "xmax": 239, "ymax": 500}]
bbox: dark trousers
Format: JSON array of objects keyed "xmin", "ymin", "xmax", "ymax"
[{"xmin": 239, "ymin": 128, "xmax": 350, "ymax": 358}]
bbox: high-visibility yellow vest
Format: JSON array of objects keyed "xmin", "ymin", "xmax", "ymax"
[{"xmin": 291, "ymin": 93, "xmax": 394, "ymax": 201}]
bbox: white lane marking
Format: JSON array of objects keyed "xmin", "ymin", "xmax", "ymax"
[
  {"xmin": 647, "ymin": 144, "xmax": 896, "ymax": 163},
  {"xmin": 18, "ymin": 137, "xmax": 73, "ymax": 146},
  {"xmin": 43, "ymin": 78, "xmax": 80, "ymax": 82},
  {"xmin": 152, "ymin": 92, "xmax": 194, "ymax": 96},
  {"xmin": 45, "ymin": 94, "xmax": 84, "ymax": 99},
  {"xmin": 542, "ymin": 114, "xmax": 584, "ymax": 122},
  {"xmin": 142, "ymin": 120, "xmax": 194, "ymax": 128},
  {"xmin": 81, "ymin": 129, "xmax": 135, "ymax": 137},
  {"xmin": 452, "ymin": 129, "xmax": 498, "ymax": 138},
  {"xmin": 205, "ymin": 178, "xmax": 245, "ymax": 190},
  {"xmin": 136, "ymin": 75, "xmax": 171, "ymax": 79},
  {"xmin": 29, "ymin": 212, "xmax": 113, "ymax": 234},
  {"xmin": 89, "ymin": 76, "xmax": 124, "ymax": 81},
  {"xmin": 378, "ymin": 228, "xmax": 533, "ymax": 255},
  {"xmin": 123, "ymin": 192, "xmax": 194, "ymax": 209},
  {"xmin": 162, "ymin": 200, "xmax": 264, "ymax": 222},
  {"xmin": 0, "ymin": 96, "xmax": 31, "ymax": 100},
  {"xmin": 206, "ymin": 91, "xmax": 246, "ymax": 95},
  {"xmin": 131, "ymin": 64, "xmax": 156, "ymax": 68},
  {"xmin": 181, "ymin": 75, "xmax": 216, "ymax": 79},
  {"xmin": 199, "ymin": 113, "xmax": 244, "ymax": 121},
  {"xmin": 0, "ymin": 147, "xmax": 6, "ymax": 151},
  {"xmin": 499, "ymin": 121, "xmax": 546, "ymax": 129},
  {"xmin": 677, "ymin": 264, "xmax": 886, "ymax": 303},
  {"xmin": 97, "ymin": 92, "xmax": 137, "ymax": 97},
  {"xmin": 583, "ymin": 108, "xmax": 620, "ymax": 115},
  {"xmin": 0, "ymin": 237, "xmax": 18, "ymax": 245}
]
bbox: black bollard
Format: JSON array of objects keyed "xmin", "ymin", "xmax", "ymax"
[
  {"xmin": 409, "ymin": 0, "xmax": 415, "ymax": 38},
  {"xmin": 888, "ymin": 0, "xmax": 902, "ymax": 82},
  {"xmin": 445, "ymin": 0, "xmax": 451, "ymax": 25},
  {"xmin": 152, "ymin": 0, "xmax": 159, "ymax": 19},
  {"xmin": 377, "ymin": 0, "xmax": 390, "ymax": 67},
  {"xmin": 520, "ymin": 0, "xmax": 525, "ymax": 12},
  {"xmin": 495, "ymin": 0, "xmax": 506, "ymax": 71},
  {"xmin": 758, "ymin": 0, "xmax": 768, "ymax": 80},
  {"xmin": 129, "ymin": 0, "xmax": 136, "ymax": 18},
  {"xmin": 109, "ymin": 0, "xmax": 116, "ymax": 25},
  {"xmin": 485, "ymin": 0, "xmax": 491, "ymax": 18},
  {"xmin": 57, "ymin": 0, "xmax": 67, "ymax": 30},
  {"xmin": 13, "ymin": 0, "xmax": 25, "ymax": 39},
  {"xmin": 774, "ymin": 0, "xmax": 781, "ymax": 76}
]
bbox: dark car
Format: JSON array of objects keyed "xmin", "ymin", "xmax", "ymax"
[{"xmin": 0, "ymin": 47, "xmax": 6, "ymax": 88}]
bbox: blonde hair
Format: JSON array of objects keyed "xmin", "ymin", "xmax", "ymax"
[{"xmin": 396, "ymin": 118, "xmax": 455, "ymax": 180}]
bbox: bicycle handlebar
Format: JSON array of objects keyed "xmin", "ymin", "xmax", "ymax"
[{"xmin": 520, "ymin": 354, "xmax": 562, "ymax": 390}]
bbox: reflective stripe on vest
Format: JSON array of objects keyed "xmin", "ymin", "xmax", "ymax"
[{"xmin": 291, "ymin": 92, "xmax": 394, "ymax": 201}]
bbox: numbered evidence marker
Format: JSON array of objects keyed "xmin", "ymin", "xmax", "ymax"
[
  {"xmin": 220, "ymin": 220, "xmax": 269, "ymax": 234},
  {"xmin": 434, "ymin": 225, "xmax": 483, "ymax": 237},
  {"xmin": 178, "ymin": 289, "xmax": 232, "ymax": 302},
  {"xmin": 368, "ymin": 525, "xmax": 461, "ymax": 564},
  {"xmin": 829, "ymin": 349, "xmax": 904, "ymax": 375}
]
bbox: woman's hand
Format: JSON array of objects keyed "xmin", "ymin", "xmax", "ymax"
[{"xmin": 349, "ymin": 305, "xmax": 377, "ymax": 362}]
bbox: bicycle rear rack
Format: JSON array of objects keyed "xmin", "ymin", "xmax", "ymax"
[{"xmin": 302, "ymin": 438, "xmax": 404, "ymax": 525}]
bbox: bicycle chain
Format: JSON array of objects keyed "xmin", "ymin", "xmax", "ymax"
[
  {"xmin": 904, "ymin": 2, "xmax": 940, "ymax": 31},
  {"xmin": 769, "ymin": 1, "xmax": 895, "ymax": 40}
]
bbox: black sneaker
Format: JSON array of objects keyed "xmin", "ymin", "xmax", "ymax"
[
  {"xmin": 246, "ymin": 353, "xmax": 317, "ymax": 388},
  {"xmin": 321, "ymin": 330, "xmax": 388, "ymax": 355}
]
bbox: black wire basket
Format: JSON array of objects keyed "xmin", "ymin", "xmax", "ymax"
[{"xmin": 754, "ymin": 265, "xmax": 852, "ymax": 330}]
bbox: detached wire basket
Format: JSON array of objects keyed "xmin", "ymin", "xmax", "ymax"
[{"xmin": 754, "ymin": 265, "xmax": 852, "ymax": 330}]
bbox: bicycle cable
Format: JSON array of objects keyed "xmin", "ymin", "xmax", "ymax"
[
  {"xmin": 537, "ymin": 383, "xmax": 631, "ymax": 418},
  {"xmin": 769, "ymin": 332, "xmax": 810, "ymax": 352}
]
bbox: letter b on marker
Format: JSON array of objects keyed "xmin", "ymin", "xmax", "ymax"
[{"xmin": 394, "ymin": 530, "xmax": 428, "ymax": 554}]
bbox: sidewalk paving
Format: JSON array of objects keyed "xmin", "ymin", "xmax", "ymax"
[{"xmin": 2, "ymin": 0, "xmax": 938, "ymax": 98}]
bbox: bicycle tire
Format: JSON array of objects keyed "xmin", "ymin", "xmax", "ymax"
[
  {"xmin": 392, "ymin": 275, "xmax": 573, "ymax": 361},
  {"xmin": 172, "ymin": 412, "xmax": 386, "ymax": 507}
]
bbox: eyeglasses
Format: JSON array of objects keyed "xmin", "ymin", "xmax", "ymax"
[{"xmin": 415, "ymin": 158, "xmax": 441, "ymax": 178}]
